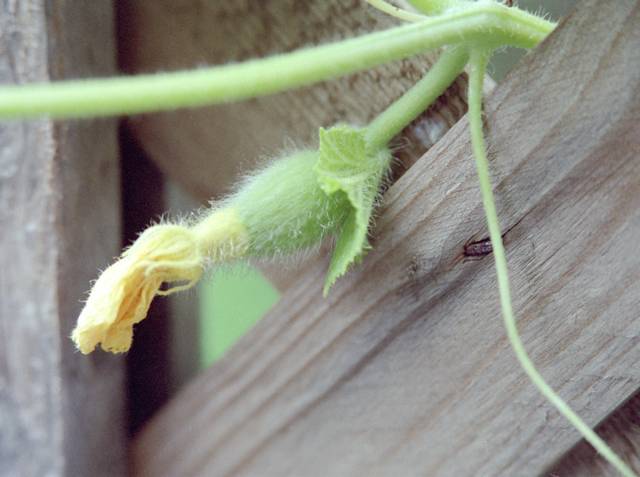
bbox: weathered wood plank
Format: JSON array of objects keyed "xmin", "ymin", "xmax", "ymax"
[
  {"xmin": 133, "ymin": 0, "xmax": 640, "ymax": 475},
  {"xmin": 0, "ymin": 2, "xmax": 125, "ymax": 475},
  {"xmin": 549, "ymin": 393, "xmax": 640, "ymax": 476},
  {"xmin": 118, "ymin": 0, "xmax": 472, "ymax": 203}
]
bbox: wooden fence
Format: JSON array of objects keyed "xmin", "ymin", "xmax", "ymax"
[{"xmin": 2, "ymin": 0, "xmax": 640, "ymax": 475}]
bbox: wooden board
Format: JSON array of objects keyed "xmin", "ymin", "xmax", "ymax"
[
  {"xmin": 551, "ymin": 394, "xmax": 640, "ymax": 476},
  {"xmin": 132, "ymin": 0, "xmax": 640, "ymax": 475},
  {"xmin": 118, "ymin": 0, "xmax": 473, "ymax": 203},
  {"xmin": 0, "ymin": 1, "xmax": 126, "ymax": 475}
]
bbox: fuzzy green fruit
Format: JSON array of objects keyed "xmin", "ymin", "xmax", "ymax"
[{"xmin": 228, "ymin": 150, "xmax": 350, "ymax": 258}]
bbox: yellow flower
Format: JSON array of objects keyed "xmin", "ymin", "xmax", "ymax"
[
  {"xmin": 71, "ymin": 208, "xmax": 249, "ymax": 354},
  {"xmin": 71, "ymin": 224, "xmax": 204, "ymax": 354}
]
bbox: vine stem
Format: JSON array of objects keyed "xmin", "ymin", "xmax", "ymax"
[
  {"xmin": 365, "ymin": 46, "xmax": 468, "ymax": 150},
  {"xmin": 0, "ymin": 3, "xmax": 553, "ymax": 119},
  {"xmin": 467, "ymin": 48, "xmax": 637, "ymax": 477}
]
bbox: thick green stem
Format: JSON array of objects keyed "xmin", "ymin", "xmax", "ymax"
[
  {"xmin": 0, "ymin": 3, "xmax": 554, "ymax": 119},
  {"xmin": 365, "ymin": 46, "xmax": 468, "ymax": 150},
  {"xmin": 467, "ymin": 48, "xmax": 636, "ymax": 477}
]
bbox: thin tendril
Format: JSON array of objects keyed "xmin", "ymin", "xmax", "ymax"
[
  {"xmin": 467, "ymin": 47, "xmax": 637, "ymax": 477},
  {"xmin": 405, "ymin": 0, "xmax": 465, "ymax": 15},
  {"xmin": 366, "ymin": 0, "xmax": 427, "ymax": 22}
]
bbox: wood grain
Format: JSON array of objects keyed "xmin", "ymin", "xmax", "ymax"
[
  {"xmin": 0, "ymin": 1, "xmax": 126, "ymax": 475},
  {"xmin": 118, "ymin": 0, "xmax": 472, "ymax": 203},
  {"xmin": 550, "ymin": 393, "xmax": 640, "ymax": 476},
  {"xmin": 133, "ymin": 0, "xmax": 640, "ymax": 475}
]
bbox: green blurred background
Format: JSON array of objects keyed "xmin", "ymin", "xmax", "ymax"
[{"xmin": 198, "ymin": 265, "xmax": 279, "ymax": 366}]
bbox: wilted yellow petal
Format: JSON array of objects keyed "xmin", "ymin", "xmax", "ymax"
[
  {"xmin": 72, "ymin": 224, "xmax": 204, "ymax": 354},
  {"xmin": 72, "ymin": 208, "xmax": 249, "ymax": 355}
]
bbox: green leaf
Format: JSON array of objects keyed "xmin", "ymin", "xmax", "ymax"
[{"xmin": 314, "ymin": 125, "xmax": 391, "ymax": 295}]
